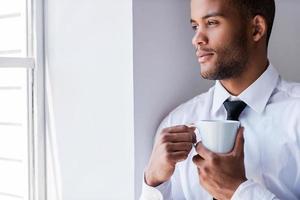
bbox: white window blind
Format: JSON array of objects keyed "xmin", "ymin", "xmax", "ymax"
[
  {"xmin": 0, "ymin": 59, "xmax": 33, "ymax": 200},
  {"xmin": 0, "ymin": 0, "xmax": 36, "ymax": 199},
  {"xmin": 0, "ymin": 0, "xmax": 27, "ymax": 57}
]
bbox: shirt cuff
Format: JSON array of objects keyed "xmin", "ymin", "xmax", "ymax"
[
  {"xmin": 231, "ymin": 180, "xmax": 277, "ymax": 200},
  {"xmin": 140, "ymin": 175, "xmax": 172, "ymax": 200}
]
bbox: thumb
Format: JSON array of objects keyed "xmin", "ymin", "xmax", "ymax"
[{"xmin": 232, "ymin": 127, "xmax": 244, "ymax": 156}]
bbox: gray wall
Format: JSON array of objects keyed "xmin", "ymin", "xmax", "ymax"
[
  {"xmin": 269, "ymin": 0, "xmax": 300, "ymax": 82},
  {"xmin": 133, "ymin": 0, "xmax": 212, "ymax": 198}
]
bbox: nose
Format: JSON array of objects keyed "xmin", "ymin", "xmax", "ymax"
[{"xmin": 192, "ymin": 30, "xmax": 208, "ymax": 48}]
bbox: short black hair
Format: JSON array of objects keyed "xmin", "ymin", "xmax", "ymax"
[{"xmin": 231, "ymin": 0, "xmax": 276, "ymax": 46}]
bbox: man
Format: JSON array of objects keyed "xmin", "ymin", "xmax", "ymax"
[{"xmin": 140, "ymin": 0, "xmax": 300, "ymax": 199}]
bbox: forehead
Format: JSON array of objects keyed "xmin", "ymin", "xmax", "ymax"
[{"xmin": 191, "ymin": 0, "xmax": 238, "ymax": 20}]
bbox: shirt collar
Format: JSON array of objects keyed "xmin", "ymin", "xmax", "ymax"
[{"xmin": 212, "ymin": 63, "xmax": 279, "ymax": 114}]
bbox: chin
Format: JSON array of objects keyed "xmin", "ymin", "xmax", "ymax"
[
  {"xmin": 200, "ymin": 63, "xmax": 218, "ymax": 80},
  {"xmin": 200, "ymin": 62, "xmax": 216, "ymax": 73}
]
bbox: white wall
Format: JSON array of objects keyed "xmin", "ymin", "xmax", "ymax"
[{"xmin": 45, "ymin": 0, "xmax": 134, "ymax": 199}]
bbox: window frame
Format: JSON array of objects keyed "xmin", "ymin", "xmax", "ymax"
[
  {"xmin": 27, "ymin": 0, "xmax": 47, "ymax": 199},
  {"xmin": 0, "ymin": 0, "xmax": 47, "ymax": 199}
]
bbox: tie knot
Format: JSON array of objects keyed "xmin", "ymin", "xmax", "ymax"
[{"xmin": 223, "ymin": 100, "xmax": 247, "ymax": 121}]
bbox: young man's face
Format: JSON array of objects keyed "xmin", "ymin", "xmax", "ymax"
[{"xmin": 191, "ymin": 0, "xmax": 250, "ymax": 80}]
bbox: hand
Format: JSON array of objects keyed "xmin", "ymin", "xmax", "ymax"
[
  {"xmin": 145, "ymin": 125, "xmax": 196, "ymax": 187},
  {"xmin": 192, "ymin": 127, "xmax": 247, "ymax": 200}
]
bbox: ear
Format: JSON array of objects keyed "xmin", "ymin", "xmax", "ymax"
[{"xmin": 251, "ymin": 15, "xmax": 267, "ymax": 43}]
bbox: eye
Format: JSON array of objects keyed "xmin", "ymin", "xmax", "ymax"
[
  {"xmin": 207, "ymin": 20, "xmax": 219, "ymax": 26},
  {"xmin": 191, "ymin": 24, "xmax": 198, "ymax": 31}
]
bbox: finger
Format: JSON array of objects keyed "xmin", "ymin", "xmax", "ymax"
[
  {"xmin": 164, "ymin": 125, "xmax": 196, "ymax": 134},
  {"xmin": 164, "ymin": 132, "xmax": 196, "ymax": 143},
  {"xmin": 165, "ymin": 142, "xmax": 193, "ymax": 152},
  {"xmin": 192, "ymin": 131, "xmax": 197, "ymax": 143},
  {"xmin": 195, "ymin": 142, "xmax": 215, "ymax": 160},
  {"xmin": 231, "ymin": 127, "xmax": 245, "ymax": 156},
  {"xmin": 186, "ymin": 128, "xmax": 197, "ymax": 143},
  {"xmin": 170, "ymin": 151, "xmax": 189, "ymax": 162},
  {"xmin": 192, "ymin": 154, "xmax": 205, "ymax": 167},
  {"xmin": 163, "ymin": 125, "xmax": 190, "ymax": 133}
]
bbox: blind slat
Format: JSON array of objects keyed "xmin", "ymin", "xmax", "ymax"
[
  {"xmin": 0, "ymin": 157, "xmax": 22, "ymax": 163},
  {"xmin": 0, "ymin": 192, "xmax": 23, "ymax": 199},
  {"xmin": 0, "ymin": 13, "xmax": 21, "ymax": 19},
  {"xmin": 0, "ymin": 58, "xmax": 34, "ymax": 69},
  {"xmin": 0, "ymin": 50, "xmax": 22, "ymax": 56}
]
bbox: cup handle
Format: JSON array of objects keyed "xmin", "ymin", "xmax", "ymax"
[{"xmin": 186, "ymin": 123, "xmax": 200, "ymax": 147}]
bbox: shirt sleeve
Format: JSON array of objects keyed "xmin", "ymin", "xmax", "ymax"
[
  {"xmin": 140, "ymin": 165, "xmax": 186, "ymax": 200},
  {"xmin": 139, "ymin": 178, "xmax": 172, "ymax": 200},
  {"xmin": 231, "ymin": 180, "xmax": 280, "ymax": 200}
]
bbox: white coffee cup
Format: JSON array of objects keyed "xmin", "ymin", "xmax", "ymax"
[{"xmin": 189, "ymin": 120, "xmax": 240, "ymax": 154}]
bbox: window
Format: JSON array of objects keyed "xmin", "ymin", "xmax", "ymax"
[
  {"xmin": 0, "ymin": 59, "xmax": 33, "ymax": 200},
  {"xmin": 0, "ymin": 0, "xmax": 45, "ymax": 200}
]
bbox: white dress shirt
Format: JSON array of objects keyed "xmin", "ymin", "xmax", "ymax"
[{"xmin": 140, "ymin": 64, "xmax": 300, "ymax": 200}]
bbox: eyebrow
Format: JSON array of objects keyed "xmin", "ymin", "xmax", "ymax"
[
  {"xmin": 190, "ymin": 12, "xmax": 225, "ymax": 23},
  {"xmin": 202, "ymin": 12, "xmax": 225, "ymax": 19}
]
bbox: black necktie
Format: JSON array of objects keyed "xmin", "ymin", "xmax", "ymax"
[
  {"xmin": 223, "ymin": 100, "xmax": 247, "ymax": 121},
  {"xmin": 212, "ymin": 100, "xmax": 247, "ymax": 200}
]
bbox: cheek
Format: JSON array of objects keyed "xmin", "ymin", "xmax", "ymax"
[{"xmin": 208, "ymin": 27, "xmax": 237, "ymax": 50}]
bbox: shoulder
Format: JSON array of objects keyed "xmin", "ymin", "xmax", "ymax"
[
  {"xmin": 278, "ymin": 80, "xmax": 300, "ymax": 143},
  {"xmin": 166, "ymin": 86, "xmax": 215, "ymax": 124},
  {"xmin": 277, "ymin": 79, "xmax": 300, "ymax": 98},
  {"xmin": 271, "ymin": 78, "xmax": 300, "ymax": 104},
  {"xmin": 171, "ymin": 92, "xmax": 209, "ymax": 114},
  {"xmin": 155, "ymin": 87, "xmax": 214, "ymax": 136},
  {"xmin": 270, "ymin": 78, "xmax": 300, "ymax": 123}
]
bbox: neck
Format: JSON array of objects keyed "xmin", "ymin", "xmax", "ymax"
[{"xmin": 219, "ymin": 57, "xmax": 269, "ymax": 96}]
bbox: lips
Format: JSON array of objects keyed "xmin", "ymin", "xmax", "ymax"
[
  {"xmin": 196, "ymin": 51, "xmax": 214, "ymax": 63},
  {"xmin": 199, "ymin": 52, "xmax": 214, "ymax": 57}
]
